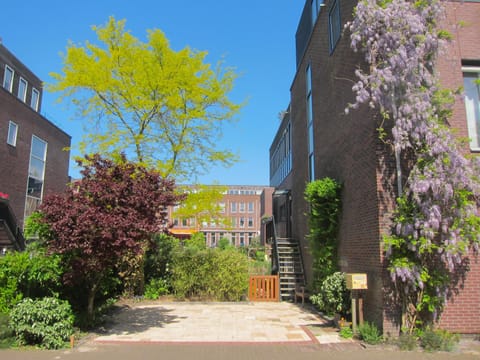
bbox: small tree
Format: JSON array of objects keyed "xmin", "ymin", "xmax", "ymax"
[{"xmin": 38, "ymin": 154, "xmax": 184, "ymax": 322}]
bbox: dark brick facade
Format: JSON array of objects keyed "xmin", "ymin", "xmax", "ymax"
[
  {"xmin": 435, "ymin": 1, "xmax": 480, "ymax": 334},
  {"xmin": 271, "ymin": 0, "xmax": 480, "ymax": 334},
  {"xmin": 0, "ymin": 43, "xmax": 71, "ymax": 228}
]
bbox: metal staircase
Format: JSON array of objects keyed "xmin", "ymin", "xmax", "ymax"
[{"xmin": 276, "ymin": 237, "xmax": 305, "ymax": 301}]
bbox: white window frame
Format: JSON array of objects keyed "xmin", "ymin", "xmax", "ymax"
[
  {"xmin": 3, "ymin": 65, "xmax": 14, "ymax": 92},
  {"xmin": 18, "ymin": 77, "xmax": 27, "ymax": 102},
  {"xmin": 462, "ymin": 66, "xmax": 480, "ymax": 151},
  {"xmin": 31, "ymin": 87, "xmax": 40, "ymax": 111},
  {"xmin": 7, "ymin": 121, "xmax": 18, "ymax": 146}
]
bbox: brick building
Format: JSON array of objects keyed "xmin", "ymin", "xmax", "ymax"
[
  {"xmin": 269, "ymin": 0, "xmax": 480, "ymax": 334},
  {"xmin": 0, "ymin": 42, "xmax": 71, "ymax": 250},
  {"xmin": 169, "ymin": 185, "xmax": 274, "ymax": 248}
]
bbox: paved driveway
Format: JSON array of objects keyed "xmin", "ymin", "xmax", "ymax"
[{"xmin": 92, "ymin": 301, "xmax": 347, "ymax": 345}]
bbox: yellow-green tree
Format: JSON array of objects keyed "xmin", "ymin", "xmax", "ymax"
[
  {"xmin": 173, "ymin": 184, "xmax": 230, "ymax": 231},
  {"xmin": 49, "ymin": 16, "xmax": 241, "ymax": 181}
]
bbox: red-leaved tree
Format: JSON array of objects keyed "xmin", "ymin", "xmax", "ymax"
[{"xmin": 39, "ymin": 154, "xmax": 184, "ymax": 320}]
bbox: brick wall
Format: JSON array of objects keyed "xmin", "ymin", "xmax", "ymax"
[
  {"xmin": 435, "ymin": 1, "xmax": 480, "ymax": 333},
  {"xmin": 0, "ymin": 44, "xmax": 70, "ymax": 227},
  {"xmin": 289, "ymin": 0, "xmax": 391, "ymax": 329},
  {"xmin": 286, "ymin": 0, "xmax": 480, "ymax": 334}
]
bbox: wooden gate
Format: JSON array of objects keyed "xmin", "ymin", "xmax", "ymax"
[{"xmin": 248, "ymin": 275, "xmax": 280, "ymax": 302}]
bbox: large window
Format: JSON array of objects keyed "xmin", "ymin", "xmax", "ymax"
[
  {"xmin": 3, "ymin": 65, "xmax": 14, "ymax": 92},
  {"xmin": 463, "ymin": 67, "xmax": 480, "ymax": 150},
  {"xmin": 18, "ymin": 77, "xmax": 27, "ymax": 102},
  {"xmin": 25, "ymin": 136, "xmax": 47, "ymax": 219},
  {"xmin": 311, "ymin": 0, "xmax": 325, "ymax": 25},
  {"xmin": 7, "ymin": 121, "xmax": 18, "ymax": 146},
  {"xmin": 328, "ymin": 0, "xmax": 341, "ymax": 53},
  {"xmin": 306, "ymin": 64, "xmax": 315, "ymax": 181},
  {"xmin": 31, "ymin": 88, "xmax": 40, "ymax": 111}
]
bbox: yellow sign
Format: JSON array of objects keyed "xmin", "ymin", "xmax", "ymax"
[{"xmin": 345, "ymin": 273, "xmax": 368, "ymax": 290}]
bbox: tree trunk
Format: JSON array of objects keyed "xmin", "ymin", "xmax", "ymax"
[{"xmin": 87, "ymin": 284, "xmax": 98, "ymax": 324}]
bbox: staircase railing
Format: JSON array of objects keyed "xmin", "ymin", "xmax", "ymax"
[
  {"xmin": 0, "ymin": 200, "xmax": 26, "ymax": 251},
  {"xmin": 263, "ymin": 215, "xmax": 280, "ymax": 276}
]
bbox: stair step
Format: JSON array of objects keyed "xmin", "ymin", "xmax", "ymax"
[{"xmin": 273, "ymin": 237, "xmax": 305, "ymax": 301}]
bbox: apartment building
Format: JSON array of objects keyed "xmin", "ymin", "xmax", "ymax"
[
  {"xmin": 269, "ymin": 0, "xmax": 480, "ymax": 334},
  {"xmin": 0, "ymin": 42, "xmax": 71, "ymax": 250},
  {"xmin": 169, "ymin": 185, "xmax": 274, "ymax": 248}
]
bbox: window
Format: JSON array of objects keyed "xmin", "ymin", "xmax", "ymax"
[
  {"xmin": 7, "ymin": 121, "xmax": 18, "ymax": 146},
  {"xmin": 25, "ymin": 136, "xmax": 47, "ymax": 220},
  {"xmin": 463, "ymin": 67, "xmax": 480, "ymax": 150},
  {"xmin": 31, "ymin": 88, "xmax": 39, "ymax": 111},
  {"xmin": 306, "ymin": 64, "xmax": 315, "ymax": 181},
  {"xmin": 3, "ymin": 65, "xmax": 14, "ymax": 92},
  {"xmin": 248, "ymin": 217, "xmax": 253, "ymax": 228},
  {"xmin": 328, "ymin": 0, "xmax": 341, "ymax": 53},
  {"xmin": 248, "ymin": 201, "xmax": 254, "ymax": 213},
  {"xmin": 18, "ymin": 77, "xmax": 27, "ymax": 102},
  {"xmin": 230, "ymin": 201, "xmax": 237, "ymax": 213},
  {"xmin": 239, "ymin": 217, "xmax": 245, "ymax": 227},
  {"xmin": 311, "ymin": 0, "xmax": 325, "ymax": 25},
  {"xmin": 239, "ymin": 202, "xmax": 245, "ymax": 213}
]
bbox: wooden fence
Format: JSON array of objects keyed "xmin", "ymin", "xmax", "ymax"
[{"xmin": 248, "ymin": 275, "xmax": 280, "ymax": 302}]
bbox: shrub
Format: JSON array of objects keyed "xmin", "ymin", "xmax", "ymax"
[
  {"xmin": 0, "ymin": 313, "xmax": 13, "ymax": 340},
  {"xmin": 144, "ymin": 234, "xmax": 179, "ymax": 283},
  {"xmin": 396, "ymin": 332, "xmax": 418, "ymax": 351},
  {"xmin": 419, "ymin": 327, "xmax": 459, "ymax": 352},
  {"xmin": 339, "ymin": 326, "xmax": 353, "ymax": 339},
  {"xmin": 0, "ymin": 247, "xmax": 63, "ymax": 313},
  {"xmin": 144, "ymin": 278, "xmax": 170, "ymax": 300},
  {"xmin": 171, "ymin": 248, "xmax": 249, "ymax": 301},
  {"xmin": 10, "ymin": 297, "xmax": 74, "ymax": 349},
  {"xmin": 357, "ymin": 322, "xmax": 382, "ymax": 345},
  {"xmin": 309, "ymin": 272, "xmax": 350, "ymax": 316}
]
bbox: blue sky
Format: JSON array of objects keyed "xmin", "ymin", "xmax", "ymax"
[{"xmin": 2, "ymin": 1, "xmax": 303, "ymax": 185}]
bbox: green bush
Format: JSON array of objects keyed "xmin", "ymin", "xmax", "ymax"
[
  {"xmin": 0, "ymin": 245, "xmax": 63, "ymax": 313},
  {"xmin": 144, "ymin": 234, "xmax": 180, "ymax": 283},
  {"xmin": 419, "ymin": 327, "xmax": 459, "ymax": 352},
  {"xmin": 0, "ymin": 313, "xmax": 13, "ymax": 340},
  {"xmin": 357, "ymin": 322, "xmax": 383, "ymax": 344},
  {"xmin": 10, "ymin": 297, "xmax": 74, "ymax": 349},
  {"xmin": 171, "ymin": 248, "xmax": 249, "ymax": 301},
  {"xmin": 339, "ymin": 326, "xmax": 353, "ymax": 339},
  {"xmin": 309, "ymin": 272, "xmax": 350, "ymax": 316},
  {"xmin": 144, "ymin": 278, "xmax": 170, "ymax": 300},
  {"xmin": 218, "ymin": 237, "xmax": 233, "ymax": 250},
  {"xmin": 396, "ymin": 332, "xmax": 418, "ymax": 351}
]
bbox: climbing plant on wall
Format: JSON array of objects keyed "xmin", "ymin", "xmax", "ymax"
[
  {"xmin": 304, "ymin": 177, "xmax": 342, "ymax": 291},
  {"xmin": 347, "ymin": 0, "xmax": 480, "ymax": 332}
]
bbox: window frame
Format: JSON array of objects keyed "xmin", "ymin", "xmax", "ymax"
[
  {"xmin": 328, "ymin": 0, "xmax": 342, "ymax": 54},
  {"xmin": 31, "ymin": 87, "xmax": 40, "ymax": 111},
  {"xmin": 18, "ymin": 77, "xmax": 27, "ymax": 102},
  {"xmin": 3, "ymin": 65, "xmax": 14, "ymax": 92},
  {"xmin": 7, "ymin": 121, "xmax": 18, "ymax": 147},
  {"xmin": 462, "ymin": 66, "xmax": 480, "ymax": 151}
]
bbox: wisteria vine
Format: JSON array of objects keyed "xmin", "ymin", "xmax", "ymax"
[{"xmin": 347, "ymin": 0, "xmax": 480, "ymax": 330}]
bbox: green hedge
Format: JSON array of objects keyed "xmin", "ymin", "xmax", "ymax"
[{"xmin": 171, "ymin": 248, "xmax": 249, "ymax": 301}]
